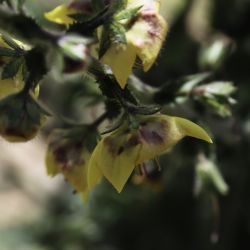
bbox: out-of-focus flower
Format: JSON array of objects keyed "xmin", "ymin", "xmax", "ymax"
[
  {"xmin": 0, "ymin": 93, "xmax": 46, "ymax": 142},
  {"xmin": 58, "ymin": 35, "xmax": 92, "ymax": 73},
  {"xmin": 44, "ymin": 4, "xmax": 79, "ymax": 26},
  {"xmin": 195, "ymin": 154, "xmax": 229, "ymax": 196},
  {"xmin": 88, "ymin": 114, "xmax": 212, "ymax": 193},
  {"xmin": 46, "ymin": 128, "xmax": 91, "ymax": 200},
  {"xmin": 101, "ymin": 0, "xmax": 168, "ymax": 88}
]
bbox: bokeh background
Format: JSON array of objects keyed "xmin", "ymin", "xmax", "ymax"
[{"xmin": 1, "ymin": 0, "xmax": 250, "ymax": 249}]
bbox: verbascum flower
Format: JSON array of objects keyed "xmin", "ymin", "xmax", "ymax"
[
  {"xmin": 44, "ymin": 4, "xmax": 79, "ymax": 26},
  {"xmin": 88, "ymin": 114, "xmax": 212, "ymax": 192},
  {"xmin": 45, "ymin": 129, "xmax": 91, "ymax": 200},
  {"xmin": 0, "ymin": 93, "xmax": 46, "ymax": 142},
  {"xmin": 101, "ymin": 0, "xmax": 168, "ymax": 88}
]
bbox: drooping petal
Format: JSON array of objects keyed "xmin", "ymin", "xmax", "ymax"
[
  {"xmin": 88, "ymin": 128, "xmax": 142, "ymax": 192},
  {"xmin": 87, "ymin": 141, "xmax": 104, "ymax": 190},
  {"xmin": 101, "ymin": 43, "xmax": 137, "ymax": 88},
  {"xmin": 44, "ymin": 4, "xmax": 78, "ymax": 26},
  {"xmin": 46, "ymin": 149, "xmax": 61, "ymax": 176}
]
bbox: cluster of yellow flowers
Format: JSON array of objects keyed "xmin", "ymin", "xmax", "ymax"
[
  {"xmin": 43, "ymin": 0, "xmax": 213, "ymax": 200},
  {"xmin": 0, "ymin": 0, "xmax": 213, "ymax": 201},
  {"xmin": 45, "ymin": 0, "xmax": 168, "ymax": 88}
]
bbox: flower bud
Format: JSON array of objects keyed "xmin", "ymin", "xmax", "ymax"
[{"xmin": 0, "ymin": 93, "xmax": 46, "ymax": 142}]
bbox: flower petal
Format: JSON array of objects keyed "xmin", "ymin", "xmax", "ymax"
[
  {"xmin": 101, "ymin": 43, "xmax": 137, "ymax": 88},
  {"xmin": 173, "ymin": 117, "xmax": 213, "ymax": 143},
  {"xmin": 87, "ymin": 141, "xmax": 104, "ymax": 190},
  {"xmin": 127, "ymin": 13, "xmax": 167, "ymax": 71},
  {"xmin": 46, "ymin": 145, "xmax": 90, "ymax": 199},
  {"xmin": 44, "ymin": 4, "xmax": 77, "ymax": 26},
  {"xmin": 88, "ymin": 131, "xmax": 141, "ymax": 192}
]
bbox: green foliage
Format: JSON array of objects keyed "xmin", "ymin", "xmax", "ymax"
[{"xmin": 1, "ymin": 57, "xmax": 23, "ymax": 79}]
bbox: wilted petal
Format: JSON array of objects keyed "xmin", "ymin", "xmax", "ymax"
[
  {"xmin": 127, "ymin": 13, "xmax": 167, "ymax": 71},
  {"xmin": 46, "ymin": 133, "xmax": 90, "ymax": 199}
]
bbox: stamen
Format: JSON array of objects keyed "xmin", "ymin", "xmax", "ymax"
[
  {"xmin": 154, "ymin": 157, "xmax": 162, "ymax": 171},
  {"xmin": 141, "ymin": 162, "xmax": 148, "ymax": 177}
]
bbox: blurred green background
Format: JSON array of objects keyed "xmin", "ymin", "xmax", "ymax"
[{"xmin": 0, "ymin": 0, "xmax": 250, "ymax": 249}]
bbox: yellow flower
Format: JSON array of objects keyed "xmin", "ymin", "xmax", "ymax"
[
  {"xmin": 88, "ymin": 114, "xmax": 212, "ymax": 193},
  {"xmin": 44, "ymin": 4, "xmax": 79, "ymax": 26},
  {"xmin": 101, "ymin": 0, "xmax": 168, "ymax": 88},
  {"xmin": 45, "ymin": 129, "xmax": 91, "ymax": 201}
]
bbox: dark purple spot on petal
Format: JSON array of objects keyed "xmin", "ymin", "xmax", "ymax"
[
  {"xmin": 139, "ymin": 120, "xmax": 166, "ymax": 145},
  {"xmin": 53, "ymin": 141, "xmax": 85, "ymax": 171}
]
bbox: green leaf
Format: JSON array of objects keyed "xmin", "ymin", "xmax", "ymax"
[
  {"xmin": 98, "ymin": 24, "xmax": 111, "ymax": 58},
  {"xmin": 115, "ymin": 6, "xmax": 142, "ymax": 21},
  {"xmin": 69, "ymin": 13, "xmax": 90, "ymax": 23},
  {"xmin": 178, "ymin": 72, "xmax": 212, "ymax": 94},
  {"xmin": 1, "ymin": 57, "xmax": 23, "ymax": 79},
  {"xmin": 201, "ymin": 96, "xmax": 232, "ymax": 117},
  {"xmin": 0, "ymin": 47, "xmax": 18, "ymax": 57},
  {"xmin": 198, "ymin": 81, "xmax": 236, "ymax": 97},
  {"xmin": 25, "ymin": 47, "xmax": 47, "ymax": 87},
  {"xmin": 110, "ymin": 22, "xmax": 127, "ymax": 44},
  {"xmin": 92, "ymin": 0, "xmax": 106, "ymax": 12},
  {"xmin": 17, "ymin": 0, "xmax": 25, "ymax": 12},
  {"xmin": 111, "ymin": 0, "xmax": 127, "ymax": 13}
]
